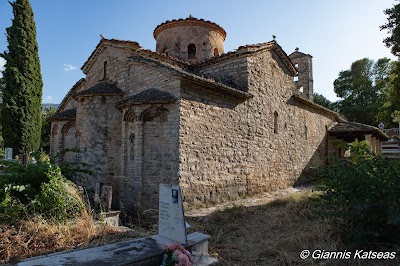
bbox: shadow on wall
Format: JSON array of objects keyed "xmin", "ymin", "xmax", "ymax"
[
  {"xmin": 180, "ymin": 79, "xmax": 248, "ymax": 110},
  {"xmin": 294, "ymin": 137, "xmax": 328, "ymax": 186}
]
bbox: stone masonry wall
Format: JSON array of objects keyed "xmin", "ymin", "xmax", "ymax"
[
  {"xmin": 179, "ymin": 49, "xmax": 336, "ymax": 209},
  {"xmin": 155, "ymin": 25, "xmax": 224, "ymax": 64},
  {"xmin": 118, "ymin": 64, "xmax": 181, "ymax": 212},
  {"xmin": 75, "ymin": 94, "xmax": 123, "ymax": 210},
  {"xmin": 196, "ymin": 56, "xmax": 248, "ymax": 92}
]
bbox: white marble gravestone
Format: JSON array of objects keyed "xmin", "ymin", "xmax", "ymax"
[
  {"xmin": 5, "ymin": 148, "xmax": 13, "ymax": 160},
  {"xmin": 158, "ymin": 184, "xmax": 187, "ymax": 244}
]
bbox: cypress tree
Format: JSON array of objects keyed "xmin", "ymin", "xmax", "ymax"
[{"xmin": 1, "ymin": 0, "xmax": 43, "ymax": 154}]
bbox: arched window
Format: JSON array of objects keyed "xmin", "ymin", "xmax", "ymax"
[
  {"xmin": 274, "ymin": 111, "xmax": 278, "ymax": 134},
  {"xmin": 103, "ymin": 61, "xmax": 107, "ymax": 80},
  {"xmin": 188, "ymin": 44, "xmax": 196, "ymax": 59},
  {"xmin": 214, "ymin": 48, "xmax": 219, "ymax": 57},
  {"xmin": 75, "ymin": 131, "xmax": 81, "ymax": 158},
  {"xmin": 129, "ymin": 134, "xmax": 135, "ymax": 160}
]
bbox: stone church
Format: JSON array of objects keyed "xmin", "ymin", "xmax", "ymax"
[{"xmin": 50, "ymin": 17, "xmax": 388, "ymax": 212}]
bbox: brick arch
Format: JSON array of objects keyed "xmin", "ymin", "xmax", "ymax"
[
  {"xmin": 51, "ymin": 123, "xmax": 59, "ymax": 156},
  {"xmin": 139, "ymin": 106, "xmax": 168, "ymax": 122},
  {"xmin": 51, "ymin": 124, "xmax": 59, "ymax": 135},
  {"xmin": 123, "ymin": 109, "xmax": 136, "ymax": 122},
  {"xmin": 61, "ymin": 121, "xmax": 76, "ymax": 134}
]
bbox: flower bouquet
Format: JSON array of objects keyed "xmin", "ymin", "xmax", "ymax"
[{"xmin": 161, "ymin": 243, "xmax": 194, "ymax": 266}]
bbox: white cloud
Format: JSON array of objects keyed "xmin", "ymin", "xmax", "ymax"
[
  {"xmin": 64, "ymin": 64, "xmax": 77, "ymax": 71},
  {"xmin": 0, "ymin": 57, "xmax": 6, "ymax": 78},
  {"xmin": 45, "ymin": 96, "xmax": 53, "ymax": 101}
]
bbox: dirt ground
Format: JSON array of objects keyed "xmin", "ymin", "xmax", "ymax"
[{"xmin": 185, "ymin": 187, "xmax": 400, "ymax": 266}]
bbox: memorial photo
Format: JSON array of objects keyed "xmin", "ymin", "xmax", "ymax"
[{"xmin": 172, "ymin": 189, "xmax": 178, "ymax": 203}]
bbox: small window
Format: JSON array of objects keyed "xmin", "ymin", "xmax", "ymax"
[
  {"xmin": 188, "ymin": 44, "xmax": 196, "ymax": 59},
  {"xmin": 129, "ymin": 134, "xmax": 135, "ymax": 160},
  {"xmin": 274, "ymin": 111, "xmax": 278, "ymax": 134},
  {"xmin": 103, "ymin": 61, "xmax": 107, "ymax": 80},
  {"xmin": 304, "ymin": 125, "xmax": 308, "ymax": 140},
  {"xmin": 214, "ymin": 48, "xmax": 219, "ymax": 57}
]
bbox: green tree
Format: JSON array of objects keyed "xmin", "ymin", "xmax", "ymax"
[
  {"xmin": 392, "ymin": 110, "xmax": 400, "ymax": 129},
  {"xmin": 381, "ymin": 2, "xmax": 400, "ymax": 57},
  {"xmin": 333, "ymin": 58, "xmax": 392, "ymax": 126},
  {"xmin": 313, "ymin": 92, "xmax": 334, "ymax": 110},
  {"xmin": 40, "ymin": 106, "xmax": 56, "ymax": 153},
  {"xmin": 1, "ymin": 0, "xmax": 43, "ymax": 154}
]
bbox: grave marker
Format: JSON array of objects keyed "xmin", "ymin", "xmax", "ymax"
[
  {"xmin": 4, "ymin": 148, "xmax": 13, "ymax": 160},
  {"xmin": 158, "ymin": 184, "xmax": 187, "ymax": 244}
]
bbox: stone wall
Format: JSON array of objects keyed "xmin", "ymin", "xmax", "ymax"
[
  {"xmin": 179, "ymin": 49, "xmax": 335, "ymax": 209},
  {"xmin": 155, "ymin": 24, "xmax": 225, "ymax": 64},
  {"xmin": 75, "ymin": 94, "xmax": 123, "ymax": 209},
  {"xmin": 118, "ymin": 64, "xmax": 182, "ymax": 212},
  {"xmin": 119, "ymin": 103, "xmax": 181, "ymax": 212},
  {"xmin": 196, "ymin": 56, "xmax": 249, "ymax": 92},
  {"xmin": 61, "ymin": 121, "xmax": 77, "ymax": 162}
]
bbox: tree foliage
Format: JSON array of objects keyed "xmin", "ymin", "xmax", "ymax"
[
  {"xmin": 333, "ymin": 58, "xmax": 393, "ymax": 126},
  {"xmin": 0, "ymin": 157, "xmax": 85, "ymax": 223},
  {"xmin": 316, "ymin": 141, "xmax": 400, "ymax": 249},
  {"xmin": 313, "ymin": 92, "xmax": 334, "ymax": 110},
  {"xmin": 40, "ymin": 106, "xmax": 56, "ymax": 153},
  {"xmin": 381, "ymin": 2, "xmax": 400, "ymax": 57},
  {"xmin": 1, "ymin": 0, "xmax": 43, "ymax": 154}
]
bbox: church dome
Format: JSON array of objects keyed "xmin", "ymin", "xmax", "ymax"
[{"xmin": 154, "ymin": 16, "xmax": 226, "ymax": 64}]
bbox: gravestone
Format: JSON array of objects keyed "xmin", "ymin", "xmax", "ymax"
[
  {"xmin": 95, "ymin": 183, "xmax": 113, "ymax": 211},
  {"xmin": 101, "ymin": 185, "xmax": 112, "ymax": 211},
  {"xmin": 158, "ymin": 184, "xmax": 187, "ymax": 244},
  {"xmin": 4, "ymin": 148, "xmax": 12, "ymax": 160}
]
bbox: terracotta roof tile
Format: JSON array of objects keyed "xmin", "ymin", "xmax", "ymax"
[
  {"xmin": 50, "ymin": 108, "xmax": 76, "ymax": 121},
  {"xmin": 73, "ymin": 81, "xmax": 124, "ymax": 98},
  {"xmin": 115, "ymin": 89, "xmax": 176, "ymax": 110},
  {"xmin": 81, "ymin": 38, "xmax": 142, "ymax": 73},
  {"xmin": 154, "ymin": 16, "xmax": 226, "ymax": 40},
  {"xmin": 56, "ymin": 78, "xmax": 85, "ymax": 113},
  {"xmin": 329, "ymin": 122, "xmax": 389, "ymax": 141},
  {"xmin": 129, "ymin": 55, "xmax": 252, "ymax": 99}
]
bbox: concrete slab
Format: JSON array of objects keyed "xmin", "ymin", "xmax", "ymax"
[{"xmin": 17, "ymin": 232, "xmax": 213, "ymax": 266}]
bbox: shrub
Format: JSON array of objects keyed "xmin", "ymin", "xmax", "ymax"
[
  {"xmin": 315, "ymin": 140, "xmax": 400, "ymax": 249},
  {"xmin": 0, "ymin": 157, "xmax": 85, "ymax": 223}
]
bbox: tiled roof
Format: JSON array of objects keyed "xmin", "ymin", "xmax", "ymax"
[
  {"xmin": 81, "ymin": 38, "xmax": 142, "ymax": 74},
  {"xmin": 115, "ymin": 89, "xmax": 177, "ymax": 110},
  {"xmin": 154, "ymin": 16, "xmax": 226, "ymax": 40},
  {"xmin": 57, "ymin": 78, "xmax": 85, "ymax": 113},
  {"xmin": 288, "ymin": 50, "xmax": 313, "ymax": 58},
  {"xmin": 49, "ymin": 108, "xmax": 76, "ymax": 121},
  {"xmin": 293, "ymin": 94, "xmax": 345, "ymax": 122},
  {"xmin": 129, "ymin": 55, "xmax": 253, "ymax": 99},
  {"xmin": 191, "ymin": 40, "xmax": 297, "ymax": 76},
  {"xmin": 73, "ymin": 81, "xmax": 124, "ymax": 98},
  {"xmin": 329, "ymin": 122, "xmax": 389, "ymax": 141}
]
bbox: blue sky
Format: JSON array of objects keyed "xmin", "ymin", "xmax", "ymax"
[{"xmin": 0, "ymin": 0, "xmax": 396, "ymax": 103}]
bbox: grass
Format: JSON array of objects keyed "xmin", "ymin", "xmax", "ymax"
[
  {"xmin": 3, "ymin": 189, "xmax": 399, "ymax": 265},
  {"xmin": 0, "ymin": 210, "xmax": 148, "ymax": 264},
  {"xmin": 188, "ymin": 190, "xmax": 400, "ymax": 265}
]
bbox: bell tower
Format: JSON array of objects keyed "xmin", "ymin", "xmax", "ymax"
[{"xmin": 289, "ymin": 48, "xmax": 313, "ymax": 101}]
